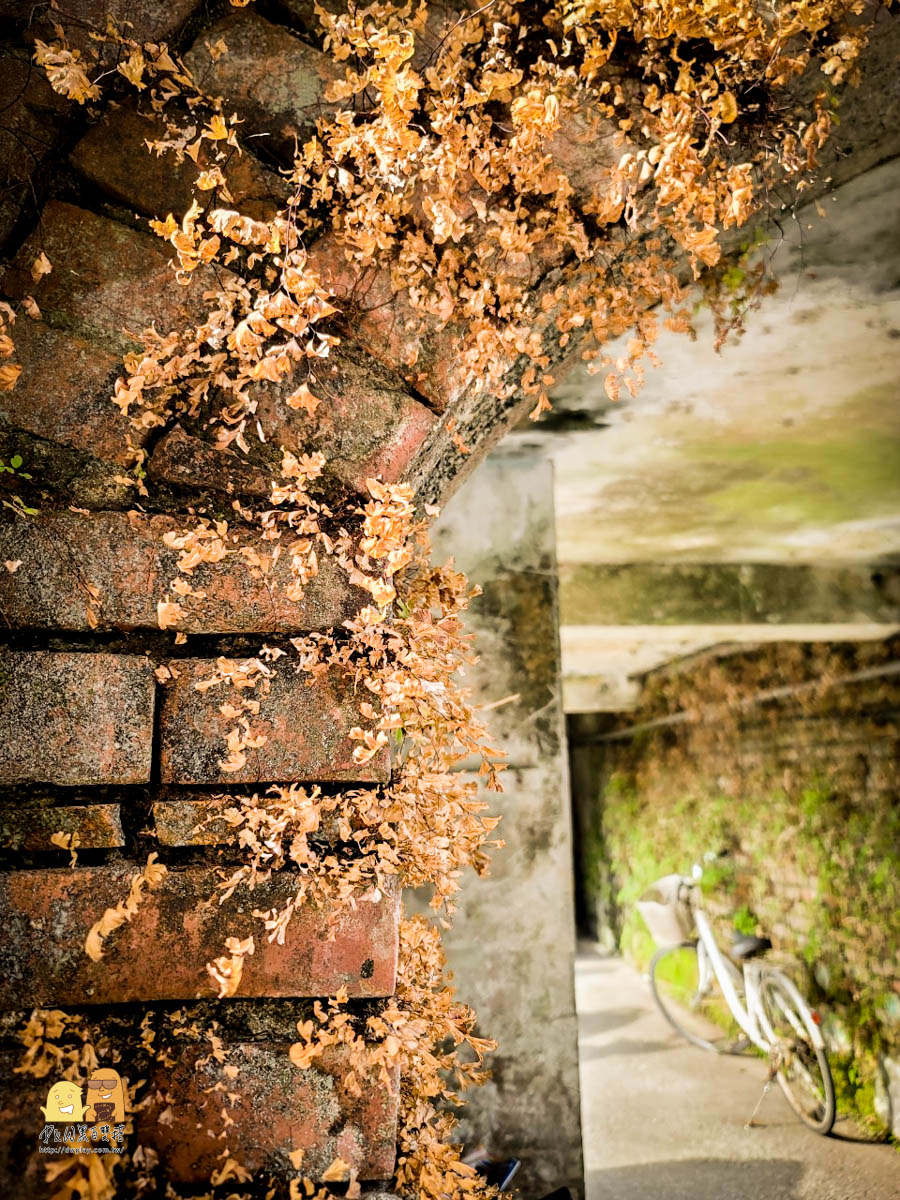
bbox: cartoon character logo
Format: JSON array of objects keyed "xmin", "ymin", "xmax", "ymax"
[
  {"xmin": 84, "ymin": 1068, "xmax": 125, "ymax": 1124},
  {"xmin": 40, "ymin": 1081, "xmax": 87, "ymax": 1122}
]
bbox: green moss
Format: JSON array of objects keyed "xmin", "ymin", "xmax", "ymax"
[
  {"xmin": 591, "ymin": 740, "xmax": 899, "ymax": 1138},
  {"xmin": 621, "ymin": 911, "xmax": 656, "ymax": 972},
  {"xmin": 733, "ymin": 904, "xmax": 757, "ymax": 936},
  {"xmin": 831, "ymin": 1053, "xmax": 889, "ymax": 1139},
  {"xmin": 699, "ymin": 400, "xmax": 900, "ymax": 530}
]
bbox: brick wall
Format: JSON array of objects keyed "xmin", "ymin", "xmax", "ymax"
[
  {"xmin": 0, "ymin": 4, "xmax": 456, "ymax": 1193},
  {"xmin": 0, "ymin": 1, "xmax": 634, "ymax": 1190},
  {"xmin": 568, "ymin": 638, "xmax": 900, "ymax": 1136},
  {"xmin": 0, "ymin": 528, "xmax": 401, "ymax": 1189}
]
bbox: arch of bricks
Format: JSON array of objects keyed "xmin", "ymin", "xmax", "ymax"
[
  {"xmin": 0, "ymin": 2, "xmax": 608, "ymax": 1192},
  {"xmin": 0, "ymin": 1, "xmax": 897, "ymax": 1193}
]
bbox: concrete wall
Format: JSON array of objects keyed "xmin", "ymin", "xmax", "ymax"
[{"xmin": 422, "ymin": 446, "xmax": 584, "ymax": 1199}]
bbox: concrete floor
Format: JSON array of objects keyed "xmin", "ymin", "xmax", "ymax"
[{"xmin": 575, "ymin": 947, "xmax": 898, "ymax": 1200}]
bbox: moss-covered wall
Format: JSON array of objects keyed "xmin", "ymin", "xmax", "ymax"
[{"xmin": 568, "ymin": 638, "xmax": 900, "ymax": 1138}]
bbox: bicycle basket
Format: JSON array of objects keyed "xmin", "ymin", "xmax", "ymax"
[{"xmin": 636, "ymin": 874, "xmax": 694, "ymax": 946}]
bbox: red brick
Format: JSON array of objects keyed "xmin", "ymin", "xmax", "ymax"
[
  {"xmin": 139, "ymin": 1042, "xmax": 398, "ymax": 1183},
  {"xmin": 2, "ymin": 200, "xmax": 219, "ymax": 356},
  {"xmin": 153, "ymin": 796, "xmax": 340, "ymax": 846},
  {"xmin": 0, "ymin": 510, "xmax": 367, "ymax": 634},
  {"xmin": 307, "ymin": 233, "xmax": 466, "ymax": 412},
  {"xmin": 71, "ymin": 103, "xmax": 290, "ymax": 223},
  {"xmin": 148, "ymin": 349, "xmax": 437, "ymax": 497},
  {"xmin": 0, "ymin": 319, "xmax": 140, "ymax": 467},
  {"xmin": 153, "ymin": 796, "xmax": 244, "ymax": 846},
  {"xmin": 254, "ymin": 345, "xmax": 437, "ymax": 492},
  {"xmin": 183, "ymin": 12, "xmax": 342, "ymax": 161},
  {"xmin": 147, "ymin": 423, "xmax": 272, "ymax": 497},
  {"xmin": 0, "ymin": 803, "xmax": 124, "ymax": 851},
  {"xmin": 0, "ymin": 652, "xmax": 154, "ymax": 785},
  {"xmin": 0, "ymin": 867, "xmax": 399, "ymax": 1006},
  {"xmin": 158, "ymin": 658, "xmax": 390, "ymax": 784}
]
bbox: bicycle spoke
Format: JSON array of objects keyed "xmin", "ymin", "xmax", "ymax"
[{"xmin": 760, "ymin": 972, "xmax": 835, "ymax": 1134}]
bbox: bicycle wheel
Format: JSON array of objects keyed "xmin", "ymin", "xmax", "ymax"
[
  {"xmin": 650, "ymin": 942, "xmax": 749, "ymax": 1054},
  {"xmin": 758, "ymin": 969, "xmax": 835, "ymax": 1135}
]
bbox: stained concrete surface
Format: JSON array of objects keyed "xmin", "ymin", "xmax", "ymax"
[
  {"xmin": 409, "ymin": 448, "xmax": 584, "ymax": 1199},
  {"xmin": 527, "ymin": 157, "xmax": 900, "ymax": 569},
  {"xmin": 576, "ymin": 949, "xmax": 899, "ymax": 1200},
  {"xmin": 509, "ymin": 155, "xmax": 900, "ymax": 710}
]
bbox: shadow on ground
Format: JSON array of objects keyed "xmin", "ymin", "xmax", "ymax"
[
  {"xmin": 587, "ymin": 1157, "xmax": 805, "ymax": 1200},
  {"xmin": 579, "ymin": 1036, "xmax": 675, "ymax": 1062},
  {"xmin": 577, "ymin": 1006, "xmax": 645, "ymax": 1036}
]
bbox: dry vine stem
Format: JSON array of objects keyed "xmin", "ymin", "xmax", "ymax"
[{"xmin": 7, "ymin": 0, "xmax": 891, "ymax": 1196}]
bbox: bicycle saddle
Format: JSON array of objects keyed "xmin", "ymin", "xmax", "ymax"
[{"xmin": 729, "ymin": 934, "xmax": 772, "ymax": 960}]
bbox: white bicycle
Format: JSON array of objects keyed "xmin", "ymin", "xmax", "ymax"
[{"xmin": 638, "ymin": 865, "xmax": 836, "ymax": 1135}]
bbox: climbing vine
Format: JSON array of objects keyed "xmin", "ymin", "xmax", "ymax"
[{"xmin": 5, "ymin": 0, "xmax": 894, "ymax": 1196}]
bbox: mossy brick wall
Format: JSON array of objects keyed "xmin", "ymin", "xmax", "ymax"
[{"xmin": 568, "ymin": 637, "xmax": 900, "ymax": 1138}]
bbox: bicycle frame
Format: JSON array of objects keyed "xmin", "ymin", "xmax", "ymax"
[{"xmin": 692, "ymin": 904, "xmax": 770, "ymax": 1052}]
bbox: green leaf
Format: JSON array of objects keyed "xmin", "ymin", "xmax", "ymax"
[{"xmin": 9, "ymin": 454, "xmax": 22, "ymax": 469}]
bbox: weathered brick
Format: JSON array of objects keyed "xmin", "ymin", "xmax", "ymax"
[
  {"xmin": 0, "ymin": 425, "xmax": 137, "ymax": 509},
  {"xmin": 153, "ymin": 795, "xmax": 340, "ymax": 846},
  {"xmin": 6, "ymin": 0, "xmax": 197, "ymax": 57},
  {"xmin": 254, "ymin": 345, "xmax": 437, "ymax": 491},
  {"xmin": 0, "ymin": 318, "xmax": 139, "ymax": 467},
  {"xmin": 139, "ymin": 1042, "xmax": 398, "ymax": 1183},
  {"xmin": 307, "ymin": 233, "xmax": 466, "ymax": 412},
  {"xmin": 158, "ymin": 659, "xmax": 390, "ymax": 784},
  {"xmin": 148, "ymin": 348, "xmax": 437, "ymax": 496},
  {"xmin": 0, "ymin": 510, "xmax": 367, "ymax": 633},
  {"xmin": 147, "ymin": 423, "xmax": 272, "ymax": 496},
  {"xmin": 3, "ymin": 200, "xmax": 219, "ymax": 355},
  {"xmin": 0, "ymin": 803, "xmax": 124, "ymax": 851},
  {"xmin": 0, "ymin": 652, "xmax": 155, "ymax": 786},
  {"xmin": 0, "ymin": 50, "xmax": 69, "ymax": 246},
  {"xmin": 153, "ymin": 795, "xmax": 243, "ymax": 845},
  {"xmin": 183, "ymin": 12, "xmax": 342, "ymax": 161},
  {"xmin": 0, "ymin": 866, "xmax": 399, "ymax": 1006},
  {"xmin": 71, "ymin": 103, "xmax": 290, "ymax": 222}
]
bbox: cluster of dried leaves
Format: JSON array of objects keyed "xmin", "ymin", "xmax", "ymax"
[
  {"xmin": 16, "ymin": 503, "xmax": 506, "ymax": 1200},
  {"xmin": 12, "ymin": 0, "xmax": 881, "ymax": 417},
  {"xmin": 13, "ymin": 0, "xmax": 889, "ymax": 1197}
]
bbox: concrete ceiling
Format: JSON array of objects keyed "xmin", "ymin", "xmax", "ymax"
[{"xmin": 510, "ymin": 155, "xmax": 900, "ymax": 710}]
